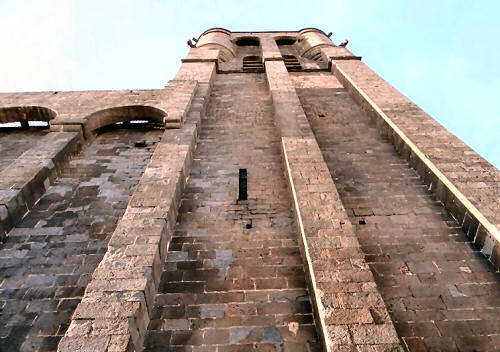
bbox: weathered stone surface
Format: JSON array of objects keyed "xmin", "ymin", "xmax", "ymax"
[
  {"xmin": 143, "ymin": 73, "xmax": 321, "ymax": 352},
  {"xmin": 0, "ymin": 132, "xmax": 82, "ymax": 241},
  {"xmin": 0, "ymin": 28, "xmax": 497, "ymax": 352},
  {"xmin": 58, "ymin": 72, "xmax": 210, "ymax": 351},
  {"xmin": 0, "ymin": 81, "xmax": 197, "ymax": 133},
  {"xmin": 0, "ymin": 129, "xmax": 48, "ymax": 173},
  {"xmin": 332, "ymin": 59, "xmax": 500, "ymax": 269},
  {"xmin": 264, "ymin": 47, "xmax": 402, "ymax": 351},
  {"xmin": 298, "ymin": 71, "xmax": 500, "ymax": 351},
  {"xmin": 0, "ymin": 128, "xmax": 161, "ymax": 351}
]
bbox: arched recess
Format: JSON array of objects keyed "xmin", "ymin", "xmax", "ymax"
[
  {"xmin": 85, "ymin": 105, "xmax": 168, "ymax": 133},
  {"xmin": 275, "ymin": 37, "xmax": 297, "ymax": 46},
  {"xmin": 234, "ymin": 36, "xmax": 260, "ymax": 47},
  {"xmin": 0, "ymin": 106, "xmax": 57, "ymax": 128}
]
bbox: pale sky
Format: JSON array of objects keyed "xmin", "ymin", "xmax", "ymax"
[{"xmin": 0, "ymin": 0, "xmax": 498, "ymax": 168}]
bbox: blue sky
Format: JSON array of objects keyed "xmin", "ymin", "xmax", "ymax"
[{"xmin": 0, "ymin": 0, "xmax": 498, "ymax": 168}]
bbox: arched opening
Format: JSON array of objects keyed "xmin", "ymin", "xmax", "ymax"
[
  {"xmin": 242, "ymin": 56, "xmax": 264, "ymax": 73},
  {"xmin": 283, "ymin": 55, "xmax": 302, "ymax": 72},
  {"xmin": 234, "ymin": 37, "xmax": 260, "ymax": 47},
  {"xmin": 275, "ymin": 37, "xmax": 297, "ymax": 46},
  {"xmin": 85, "ymin": 105, "xmax": 167, "ymax": 133},
  {"xmin": 0, "ymin": 106, "xmax": 56, "ymax": 130}
]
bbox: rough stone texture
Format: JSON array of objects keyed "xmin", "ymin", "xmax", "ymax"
[
  {"xmin": 264, "ymin": 47, "xmax": 402, "ymax": 351},
  {"xmin": 0, "ymin": 129, "xmax": 48, "ymax": 173},
  {"xmin": 297, "ymin": 72, "xmax": 500, "ymax": 351},
  {"xmin": 289, "ymin": 72, "xmax": 343, "ymax": 89},
  {"xmin": 0, "ymin": 132, "xmax": 82, "ymax": 242},
  {"xmin": 332, "ymin": 60, "xmax": 500, "ymax": 268},
  {"xmin": 58, "ymin": 79, "xmax": 209, "ymax": 351},
  {"xmin": 0, "ymin": 127, "xmax": 162, "ymax": 351},
  {"xmin": 143, "ymin": 73, "xmax": 321, "ymax": 352},
  {"xmin": 0, "ymin": 28, "xmax": 497, "ymax": 352}
]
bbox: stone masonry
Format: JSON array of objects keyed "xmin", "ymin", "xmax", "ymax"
[
  {"xmin": 296, "ymin": 71, "xmax": 500, "ymax": 350},
  {"xmin": 0, "ymin": 129, "xmax": 48, "ymax": 173},
  {"xmin": 0, "ymin": 128, "xmax": 162, "ymax": 351},
  {"xmin": 0, "ymin": 28, "xmax": 498, "ymax": 352},
  {"xmin": 143, "ymin": 73, "xmax": 321, "ymax": 352}
]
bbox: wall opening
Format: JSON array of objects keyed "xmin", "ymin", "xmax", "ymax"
[
  {"xmin": 238, "ymin": 168, "xmax": 248, "ymax": 201},
  {"xmin": 0, "ymin": 120, "xmax": 50, "ymax": 130},
  {"xmin": 275, "ymin": 37, "xmax": 297, "ymax": 46},
  {"xmin": 235, "ymin": 37, "xmax": 260, "ymax": 47},
  {"xmin": 0, "ymin": 106, "xmax": 56, "ymax": 130},
  {"xmin": 86, "ymin": 105, "xmax": 167, "ymax": 133},
  {"xmin": 242, "ymin": 56, "xmax": 264, "ymax": 73},
  {"xmin": 98, "ymin": 119, "xmax": 164, "ymax": 132},
  {"xmin": 283, "ymin": 55, "xmax": 302, "ymax": 72}
]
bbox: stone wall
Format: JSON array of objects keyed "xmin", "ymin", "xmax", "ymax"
[
  {"xmin": 297, "ymin": 73, "xmax": 500, "ymax": 351},
  {"xmin": 332, "ymin": 59, "xmax": 500, "ymax": 269},
  {"xmin": 0, "ymin": 128, "xmax": 162, "ymax": 351},
  {"xmin": 143, "ymin": 73, "xmax": 321, "ymax": 352},
  {"xmin": 263, "ymin": 42, "xmax": 402, "ymax": 351}
]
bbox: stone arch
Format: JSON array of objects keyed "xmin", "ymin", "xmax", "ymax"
[
  {"xmin": 0, "ymin": 106, "xmax": 56, "ymax": 128},
  {"xmin": 85, "ymin": 105, "xmax": 167, "ymax": 133}
]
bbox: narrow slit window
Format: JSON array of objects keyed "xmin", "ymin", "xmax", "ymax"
[{"xmin": 238, "ymin": 168, "xmax": 248, "ymax": 201}]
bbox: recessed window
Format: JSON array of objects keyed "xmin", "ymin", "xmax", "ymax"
[
  {"xmin": 235, "ymin": 37, "xmax": 260, "ymax": 46},
  {"xmin": 275, "ymin": 38, "xmax": 297, "ymax": 46}
]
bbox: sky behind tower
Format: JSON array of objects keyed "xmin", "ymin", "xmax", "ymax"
[{"xmin": 0, "ymin": 0, "xmax": 498, "ymax": 168}]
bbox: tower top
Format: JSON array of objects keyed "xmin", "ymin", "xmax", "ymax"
[{"xmin": 194, "ymin": 27, "xmax": 337, "ymax": 63}]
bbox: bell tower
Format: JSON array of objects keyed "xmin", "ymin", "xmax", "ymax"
[{"xmin": 0, "ymin": 28, "xmax": 498, "ymax": 352}]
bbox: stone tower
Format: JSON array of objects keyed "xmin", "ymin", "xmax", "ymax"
[{"xmin": 0, "ymin": 28, "xmax": 498, "ymax": 352}]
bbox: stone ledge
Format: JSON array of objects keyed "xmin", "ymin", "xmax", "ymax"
[
  {"xmin": 0, "ymin": 132, "xmax": 82, "ymax": 242},
  {"xmin": 332, "ymin": 60, "xmax": 500, "ymax": 271}
]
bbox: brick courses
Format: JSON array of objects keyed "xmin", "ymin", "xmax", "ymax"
[
  {"xmin": 296, "ymin": 72, "xmax": 500, "ymax": 351},
  {"xmin": 332, "ymin": 60, "xmax": 500, "ymax": 267},
  {"xmin": 0, "ymin": 28, "xmax": 498, "ymax": 352},
  {"xmin": 264, "ymin": 52, "xmax": 402, "ymax": 351},
  {"xmin": 0, "ymin": 130, "xmax": 48, "ymax": 173},
  {"xmin": 0, "ymin": 132, "xmax": 82, "ymax": 241},
  {"xmin": 143, "ymin": 73, "xmax": 321, "ymax": 352},
  {"xmin": 0, "ymin": 128, "xmax": 162, "ymax": 351}
]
